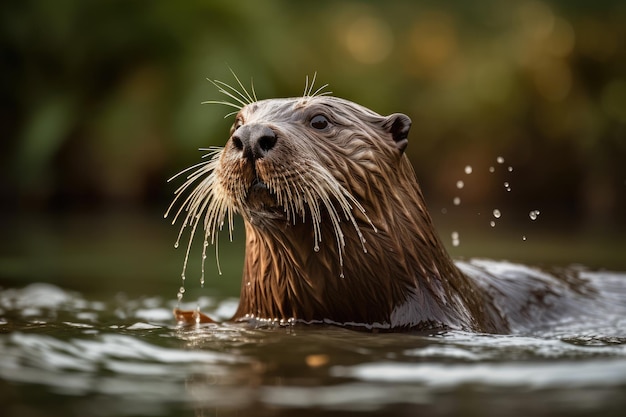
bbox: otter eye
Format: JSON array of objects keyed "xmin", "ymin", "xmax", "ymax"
[{"xmin": 310, "ymin": 114, "xmax": 330, "ymax": 130}]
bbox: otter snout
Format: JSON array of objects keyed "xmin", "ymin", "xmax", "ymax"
[{"xmin": 232, "ymin": 124, "xmax": 277, "ymax": 162}]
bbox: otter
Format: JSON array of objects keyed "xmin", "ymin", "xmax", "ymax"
[{"xmin": 166, "ymin": 77, "xmax": 597, "ymax": 333}]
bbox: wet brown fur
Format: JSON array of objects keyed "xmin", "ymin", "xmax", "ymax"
[{"xmin": 170, "ymin": 94, "xmax": 512, "ymax": 332}]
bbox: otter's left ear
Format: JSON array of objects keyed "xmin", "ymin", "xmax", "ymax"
[{"xmin": 384, "ymin": 113, "xmax": 412, "ymax": 154}]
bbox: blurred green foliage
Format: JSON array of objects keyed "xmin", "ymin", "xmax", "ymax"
[{"xmin": 1, "ymin": 0, "xmax": 625, "ymax": 230}]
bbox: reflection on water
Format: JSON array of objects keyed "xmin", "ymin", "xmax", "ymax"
[{"xmin": 1, "ymin": 269, "xmax": 626, "ymax": 417}]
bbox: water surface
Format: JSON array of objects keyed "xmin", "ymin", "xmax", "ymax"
[{"xmin": 2, "ymin": 269, "xmax": 626, "ymax": 417}]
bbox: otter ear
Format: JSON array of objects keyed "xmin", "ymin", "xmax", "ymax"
[{"xmin": 384, "ymin": 113, "xmax": 412, "ymax": 153}]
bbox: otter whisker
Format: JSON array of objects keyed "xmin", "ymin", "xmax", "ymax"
[
  {"xmin": 303, "ymin": 73, "xmax": 316, "ymax": 97},
  {"xmin": 206, "ymin": 80, "xmax": 248, "ymax": 108},
  {"xmin": 294, "ymin": 178, "xmax": 310, "ymax": 222},
  {"xmin": 203, "ymin": 196, "xmax": 235, "ymax": 275},
  {"xmin": 278, "ymin": 172, "xmax": 299, "ymax": 224},
  {"xmin": 209, "ymin": 69, "xmax": 257, "ymax": 107},
  {"xmin": 314, "ymin": 184, "xmax": 346, "ymax": 258},
  {"xmin": 303, "ymin": 72, "xmax": 332, "ymax": 98},
  {"xmin": 310, "ymin": 84, "xmax": 332, "ymax": 98},
  {"xmin": 181, "ymin": 215, "xmax": 202, "ymax": 281},
  {"xmin": 198, "ymin": 147, "xmax": 225, "ymax": 157},
  {"xmin": 166, "ymin": 154, "xmax": 221, "ymax": 224},
  {"xmin": 185, "ymin": 190, "xmax": 225, "ymax": 276},
  {"xmin": 205, "ymin": 194, "xmax": 231, "ymax": 242},
  {"xmin": 201, "ymin": 99, "xmax": 242, "ymax": 110},
  {"xmin": 334, "ymin": 185, "xmax": 378, "ymax": 246},
  {"xmin": 166, "ymin": 177, "xmax": 207, "ymax": 226},
  {"xmin": 249, "ymin": 77, "xmax": 258, "ymax": 102},
  {"xmin": 227, "ymin": 67, "xmax": 257, "ymax": 105},
  {"xmin": 308, "ymin": 174, "xmax": 350, "ymax": 262},
  {"xmin": 165, "ymin": 157, "xmax": 212, "ymax": 185},
  {"xmin": 202, "ymin": 70, "xmax": 259, "ymax": 118},
  {"xmin": 268, "ymin": 159, "xmax": 375, "ymax": 276},
  {"xmin": 223, "ymin": 110, "xmax": 240, "ymax": 119},
  {"xmin": 313, "ymin": 168, "xmax": 375, "ymax": 259},
  {"xmin": 212, "ymin": 229, "xmax": 222, "ymax": 276},
  {"xmin": 165, "ymin": 146, "xmax": 224, "ymax": 185},
  {"xmin": 166, "ymin": 147, "xmax": 238, "ymax": 283},
  {"xmin": 302, "ymin": 185, "xmax": 323, "ymax": 250}
]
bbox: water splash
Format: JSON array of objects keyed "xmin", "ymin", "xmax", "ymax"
[
  {"xmin": 529, "ymin": 210, "xmax": 541, "ymax": 220},
  {"xmin": 177, "ymin": 286, "xmax": 186, "ymax": 302},
  {"xmin": 451, "ymin": 231, "xmax": 460, "ymax": 247},
  {"xmin": 448, "ymin": 158, "xmax": 543, "ymax": 248}
]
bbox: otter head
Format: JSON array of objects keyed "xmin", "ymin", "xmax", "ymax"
[
  {"xmin": 217, "ymin": 96, "xmax": 412, "ymax": 253},
  {"xmin": 224, "ymin": 97, "xmax": 411, "ymax": 210},
  {"xmin": 168, "ymin": 80, "xmax": 496, "ymax": 331}
]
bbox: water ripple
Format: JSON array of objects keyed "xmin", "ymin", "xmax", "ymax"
[
  {"xmin": 1, "ymin": 268, "xmax": 625, "ymax": 416},
  {"xmin": 331, "ymin": 359, "xmax": 626, "ymax": 388}
]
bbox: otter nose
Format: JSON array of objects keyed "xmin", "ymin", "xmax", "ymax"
[{"xmin": 232, "ymin": 124, "xmax": 277, "ymax": 161}]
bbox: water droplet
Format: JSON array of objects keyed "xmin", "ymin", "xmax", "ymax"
[
  {"xmin": 456, "ymin": 180, "xmax": 464, "ymax": 189},
  {"xmin": 441, "ymin": 208, "xmax": 448, "ymax": 214},
  {"xmin": 504, "ymin": 182, "xmax": 509, "ymax": 188},
  {"xmin": 340, "ymin": 273, "xmax": 345, "ymax": 279},
  {"xmin": 522, "ymin": 235, "xmax": 527, "ymax": 241},
  {"xmin": 179, "ymin": 286, "xmax": 185, "ymax": 294},
  {"xmin": 490, "ymin": 221, "xmax": 496, "ymax": 227},
  {"xmin": 174, "ymin": 242, "xmax": 179, "ymax": 249},
  {"xmin": 181, "ymin": 273, "xmax": 186, "ymax": 280},
  {"xmin": 464, "ymin": 165, "xmax": 473, "ymax": 174},
  {"xmin": 497, "ymin": 156, "xmax": 505, "ymax": 164},
  {"xmin": 314, "ymin": 245, "xmax": 320, "ymax": 252},
  {"xmin": 451, "ymin": 231, "xmax": 460, "ymax": 247},
  {"xmin": 508, "ymin": 166, "xmax": 513, "ymax": 172},
  {"xmin": 489, "ymin": 166, "xmax": 495, "ymax": 173},
  {"xmin": 453, "ymin": 197, "xmax": 461, "ymax": 206},
  {"xmin": 529, "ymin": 210, "xmax": 541, "ymax": 220},
  {"xmin": 492, "ymin": 209, "xmax": 501, "ymax": 219}
]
